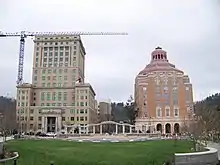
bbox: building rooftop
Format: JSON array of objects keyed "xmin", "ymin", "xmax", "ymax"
[
  {"xmin": 75, "ymin": 83, "xmax": 96, "ymax": 96},
  {"xmin": 138, "ymin": 47, "xmax": 183, "ymax": 75}
]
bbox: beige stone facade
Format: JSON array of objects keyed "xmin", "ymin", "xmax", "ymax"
[
  {"xmin": 98, "ymin": 100, "xmax": 112, "ymax": 122},
  {"xmin": 134, "ymin": 47, "xmax": 194, "ymax": 134},
  {"xmin": 16, "ymin": 35, "xmax": 98, "ymax": 134}
]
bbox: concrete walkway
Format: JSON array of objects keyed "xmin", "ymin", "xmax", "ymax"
[
  {"xmin": 0, "ymin": 136, "xmax": 13, "ymax": 142},
  {"xmin": 207, "ymin": 142, "xmax": 220, "ymax": 160}
]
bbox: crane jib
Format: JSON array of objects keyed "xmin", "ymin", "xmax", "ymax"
[{"xmin": 0, "ymin": 30, "xmax": 128, "ymax": 85}]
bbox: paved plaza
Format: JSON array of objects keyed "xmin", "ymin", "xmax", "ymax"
[
  {"xmin": 208, "ymin": 142, "xmax": 220, "ymax": 160},
  {"xmin": 65, "ymin": 135, "xmax": 161, "ymax": 142}
]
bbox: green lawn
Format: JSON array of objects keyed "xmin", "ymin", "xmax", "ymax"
[{"xmin": 5, "ymin": 139, "xmax": 192, "ymax": 165}]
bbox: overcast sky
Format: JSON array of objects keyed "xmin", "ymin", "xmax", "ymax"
[{"xmin": 0, "ymin": 0, "xmax": 219, "ymax": 102}]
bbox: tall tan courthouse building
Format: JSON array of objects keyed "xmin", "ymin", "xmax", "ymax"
[
  {"xmin": 134, "ymin": 47, "xmax": 194, "ymax": 134},
  {"xmin": 16, "ymin": 35, "xmax": 97, "ymax": 134}
]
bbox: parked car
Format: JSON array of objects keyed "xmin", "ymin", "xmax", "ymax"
[
  {"xmin": 46, "ymin": 132, "xmax": 56, "ymax": 137},
  {"xmin": 35, "ymin": 132, "xmax": 47, "ymax": 137}
]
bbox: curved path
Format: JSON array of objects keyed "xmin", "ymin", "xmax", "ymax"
[
  {"xmin": 207, "ymin": 142, "xmax": 220, "ymax": 160},
  {"xmin": 66, "ymin": 135, "xmax": 161, "ymax": 143}
]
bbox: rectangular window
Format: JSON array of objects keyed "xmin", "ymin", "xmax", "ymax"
[
  {"xmin": 155, "ymin": 93, "xmax": 160, "ymax": 100},
  {"xmin": 80, "ymin": 117, "xmax": 84, "ymax": 121},
  {"xmin": 165, "ymin": 108, "xmax": 170, "ymax": 117},
  {"xmin": 52, "ymin": 92, "xmax": 56, "ymax": 101},
  {"xmin": 173, "ymin": 93, "xmax": 178, "ymax": 105},
  {"xmin": 174, "ymin": 108, "xmax": 179, "ymax": 117},
  {"xmin": 58, "ymin": 92, "xmax": 62, "ymax": 101},
  {"xmin": 155, "ymin": 86, "xmax": 160, "ymax": 93},
  {"xmin": 186, "ymin": 87, "xmax": 191, "ymax": 103},
  {"xmin": 63, "ymin": 92, "xmax": 67, "ymax": 101},
  {"xmin": 70, "ymin": 109, "xmax": 75, "ymax": 114},
  {"xmin": 47, "ymin": 92, "xmax": 50, "ymax": 101},
  {"xmin": 41, "ymin": 92, "xmax": 45, "ymax": 101},
  {"xmin": 156, "ymin": 108, "xmax": 161, "ymax": 117}
]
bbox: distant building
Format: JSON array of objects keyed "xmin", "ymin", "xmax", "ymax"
[
  {"xmin": 134, "ymin": 47, "xmax": 194, "ymax": 134},
  {"xmin": 98, "ymin": 99, "xmax": 112, "ymax": 121},
  {"xmin": 16, "ymin": 35, "xmax": 98, "ymax": 134}
]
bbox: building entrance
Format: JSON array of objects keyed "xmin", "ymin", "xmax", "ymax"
[{"xmin": 47, "ymin": 117, "xmax": 56, "ymax": 133}]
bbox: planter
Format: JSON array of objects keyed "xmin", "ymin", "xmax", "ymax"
[
  {"xmin": 174, "ymin": 147, "xmax": 218, "ymax": 165},
  {"xmin": 0, "ymin": 152, "xmax": 19, "ymax": 163}
]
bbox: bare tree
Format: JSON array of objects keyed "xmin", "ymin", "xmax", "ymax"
[{"xmin": 187, "ymin": 115, "xmax": 207, "ymax": 151}]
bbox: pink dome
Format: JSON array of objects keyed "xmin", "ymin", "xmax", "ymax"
[{"xmin": 138, "ymin": 47, "xmax": 183, "ymax": 75}]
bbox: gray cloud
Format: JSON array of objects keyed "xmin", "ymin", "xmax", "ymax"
[{"xmin": 0, "ymin": 0, "xmax": 219, "ymax": 102}]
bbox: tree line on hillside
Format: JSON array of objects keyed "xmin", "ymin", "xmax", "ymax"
[
  {"xmin": 192, "ymin": 93, "xmax": 220, "ymax": 142},
  {"xmin": 0, "ymin": 96, "xmax": 17, "ymax": 135},
  {"xmin": 111, "ymin": 96, "xmax": 137, "ymax": 125}
]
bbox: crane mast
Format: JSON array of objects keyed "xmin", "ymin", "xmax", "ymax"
[
  {"xmin": 0, "ymin": 31, "xmax": 128, "ymax": 85},
  {"xmin": 17, "ymin": 31, "xmax": 26, "ymax": 85}
]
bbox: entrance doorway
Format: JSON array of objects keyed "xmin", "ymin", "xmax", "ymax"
[
  {"xmin": 165, "ymin": 123, "xmax": 171, "ymax": 133},
  {"xmin": 174, "ymin": 123, "xmax": 180, "ymax": 134},
  {"xmin": 47, "ymin": 117, "xmax": 56, "ymax": 133},
  {"xmin": 156, "ymin": 123, "xmax": 162, "ymax": 133}
]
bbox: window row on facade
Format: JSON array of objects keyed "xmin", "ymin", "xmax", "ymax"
[
  {"xmin": 143, "ymin": 86, "xmax": 190, "ymax": 92},
  {"xmin": 18, "ymin": 115, "xmax": 88, "ymax": 122},
  {"xmin": 36, "ymin": 45, "xmax": 77, "ymax": 51},
  {"xmin": 36, "ymin": 51, "xmax": 77, "ymax": 59},
  {"xmin": 35, "ymin": 68, "xmax": 77, "ymax": 74},
  {"xmin": 156, "ymin": 108, "xmax": 179, "ymax": 117},
  {"xmin": 36, "ymin": 36, "xmax": 76, "ymax": 41},
  {"xmin": 18, "ymin": 108, "xmax": 89, "ymax": 115},
  {"xmin": 35, "ymin": 62, "xmax": 77, "ymax": 68}
]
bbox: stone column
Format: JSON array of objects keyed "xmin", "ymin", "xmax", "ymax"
[
  {"xmin": 100, "ymin": 125, "xmax": 102, "ymax": 134},
  {"xmin": 56, "ymin": 117, "xmax": 58, "ymax": 133},
  {"xmin": 65, "ymin": 125, "xmax": 68, "ymax": 134},
  {"xmin": 115, "ymin": 124, "xmax": 118, "ymax": 134},
  {"xmin": 171, "ymin": 123, "xmax": 174, "ymax": 134},
  {"xmin": 45, "ymin": 117, "xmax": 47, "ymax": 133},
  {"xmin": 130, "ymin": 126, "xmax": 132, "ymax": 134},
  {"xmin": 93, "ymin": 125, "xmax": 95, "ymax": 134},
  {"xmin": 122, "ymin": 125, "xmax": 125, "ymax": 134},
  {"xmin": 86, "ymin": 125, "xmax": 89, "ymax": 134},
  {"xmin": 56, "ymin": 116, "xmax": 60, "ymax": 134},
  {"xmin": 42, "ymin": 116, "xmax": 44, "ymax": 132},
  {"xmin": 79, "ymin": 125, "xmax": 81, "ymax": 135}
]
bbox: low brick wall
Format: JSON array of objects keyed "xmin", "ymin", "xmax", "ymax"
[{"xmin": 174, "ymin": 147, "xmax": 219, "ymax": 165}]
